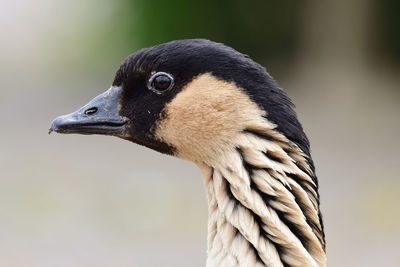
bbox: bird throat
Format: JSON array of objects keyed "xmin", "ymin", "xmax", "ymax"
[{"xmin": 197, "ymin": 129, "xmax": 326, "ymax": 267}]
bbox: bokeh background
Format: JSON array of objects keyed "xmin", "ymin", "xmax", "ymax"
[{"xmin": 1, "ymin": 0, "xmax": 399, "ymax": 266}]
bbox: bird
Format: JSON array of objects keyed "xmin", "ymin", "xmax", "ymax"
[{"xmin": 49, "ymin": 39, "xmax": 326, "ymax": 267}]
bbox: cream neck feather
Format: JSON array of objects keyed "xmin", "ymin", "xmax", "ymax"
[{"xmin": 198, "ymin": 128, "xmax": 326, "ymax": 267}]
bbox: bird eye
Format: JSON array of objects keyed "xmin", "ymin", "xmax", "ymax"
[{"xmin": 147, "ymin": 72, "xmax": 174, "ymax": 94}]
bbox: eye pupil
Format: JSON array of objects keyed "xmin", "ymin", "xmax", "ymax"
[{"xmin": 153, "ymin": 75, "xmax": 171, "ymax": 90}]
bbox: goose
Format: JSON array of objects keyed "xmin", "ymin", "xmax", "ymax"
[{"xmin": 49, "ymin": 39, "xmax": 326, "ymax": 267}]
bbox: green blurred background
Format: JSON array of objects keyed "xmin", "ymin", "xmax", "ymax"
[{"xmin": 1, "ymin": 0, "xmax": 399, "ymax": 266}]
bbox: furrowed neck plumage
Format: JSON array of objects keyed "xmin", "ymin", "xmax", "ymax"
[
  {"xmin": 154, "ymin": 73, "xmax": 326, "ymax": 267},
  {"xmin": 198, "ymin": 125, "xmax": 326, "ymax": 267}
]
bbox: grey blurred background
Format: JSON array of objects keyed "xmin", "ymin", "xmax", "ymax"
[{"xmin": 1, "ymin": 0, "xmax": 399, "ymax": 266}]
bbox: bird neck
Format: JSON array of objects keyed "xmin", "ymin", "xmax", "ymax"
[{"xmin": 197, "ymin": 128, "xmax": 326, "ymax": 267}]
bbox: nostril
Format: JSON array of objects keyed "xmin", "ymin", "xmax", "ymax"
[{"xmin": 84, "ymin": 107, "xmax": 98, "ymax": 115}]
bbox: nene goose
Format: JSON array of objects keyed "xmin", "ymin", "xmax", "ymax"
[{"xmin": 50, "ymin": 39, "xmax": 326, "ymax": 267}]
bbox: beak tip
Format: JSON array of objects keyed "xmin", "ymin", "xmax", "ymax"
[
  {"xmin": 49, "ymin": 116, "xmax": 63, "ymax": 135},
  {"xmin": 48, "ymin": 126, "xmax": 56, "ymax": 134}
]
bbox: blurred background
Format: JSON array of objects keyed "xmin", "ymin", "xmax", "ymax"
[{"xmin": 1, "ymin": 0, "xmax": 399, "ymax": 266}]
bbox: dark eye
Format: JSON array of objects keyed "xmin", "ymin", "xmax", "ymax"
[{"xmin": 147, "ymin": 72, "xmax": 174, "ymax": 94}]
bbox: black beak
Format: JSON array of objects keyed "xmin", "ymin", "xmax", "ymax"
[{"xmin": 49, "ymin": 86, "xmax": 128, "ymax": 136}]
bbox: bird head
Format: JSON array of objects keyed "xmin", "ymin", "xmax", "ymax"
[{"xmin": 50, "ymin": 39, "xmax": 310, "ymax": 166}]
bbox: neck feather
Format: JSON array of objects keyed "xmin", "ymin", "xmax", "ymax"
[{"xmin": 199, "ymin": 127, "xmax": 326, "ymax": 267}]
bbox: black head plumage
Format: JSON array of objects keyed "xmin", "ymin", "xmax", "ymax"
[{"xmin": 113, "ymin": 39, "xmax": 312, "ymax": 161}]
